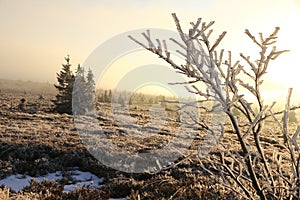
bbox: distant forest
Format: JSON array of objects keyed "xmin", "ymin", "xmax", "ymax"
[{"xmin": 0, "ymin": 79, "xmax": 56, "ymax": 95}]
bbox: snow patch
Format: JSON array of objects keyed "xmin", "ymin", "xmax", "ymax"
[{"xmin": 0, "ymin": 169, "xmax": 104, "ymax": 193}]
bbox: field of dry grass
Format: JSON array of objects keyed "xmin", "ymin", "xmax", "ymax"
[{"xmin": 1, "ymin": 91, "xmax": 297, "ymax": 199}]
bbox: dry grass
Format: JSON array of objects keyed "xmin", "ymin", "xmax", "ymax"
[
  {"xmin": 2, "ymin": 91, "xmax": 298, "ymax": 199},
  {"xmin": 0, "ymin": 187, "xmax": 10, "ymax": 200},
  {"xmin": 0, "ymin": 92, "xmax": 236, "ymax": 199}
]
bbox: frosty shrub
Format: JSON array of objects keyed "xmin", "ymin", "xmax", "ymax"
[{"xmin": 130, "ymin": 13, "xmax": 300, "ymax": 199}]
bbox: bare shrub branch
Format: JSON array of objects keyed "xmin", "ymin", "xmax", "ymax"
[{"xmin": 129, "ymin": 13, "xmax": 298, "ymax": 200}]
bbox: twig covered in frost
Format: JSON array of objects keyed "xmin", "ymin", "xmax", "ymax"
[{"xmin": 129, "ymin": 13, "xmax": 299, "ymax": 200}]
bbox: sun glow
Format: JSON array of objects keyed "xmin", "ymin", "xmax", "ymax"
[
  {"xmin": 1, "ymin": 0, "xmax": 300, "ymax": 104},
  {"xmin": 133, "ymin": 84, "xmax": 176, "ymax": 97}
]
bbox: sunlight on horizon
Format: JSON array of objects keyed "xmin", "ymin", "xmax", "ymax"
[
  {"xmin": 1, "ymin": 0, "xmax": 300, "ymax": 102},
  {"xmin": 133, "ymin": 84, "xmax": 176, "ymax": 97}
]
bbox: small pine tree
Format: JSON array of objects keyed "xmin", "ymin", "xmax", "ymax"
[
  {"xmin": 72, "ymin": 66, "xmax": 96, "ymax": 115},
  {"xmin": 98, "ymin": 93, "xmax": 104, "ymax": 102},
  {"xmin": 72, "ymin": 64, "xmax": 86, "ymax": 115},
  {"xmin": 104, "ymin": 90, "xmax": 108, "ymax": 103},
  {"xmin": 85, "ymin": 68, "xmax": 96, "ymax": 112},
  {"xmin": 148, "ymin": 98, "xmax": 153, "ymax": 104},
  {"xmin": 160, "ymin": 95, "xmax": 166, "ymax": 107},
  {"xmin": 118, "ymin": 94, "xmax": 125, "ymax": 106},
  {"xmin": 108, "ymin": 89, "xmax": 112, "ymax": 102},
  {"xmin": 52, "ymin": 55, "xmax": 74, "ymax": 114}
]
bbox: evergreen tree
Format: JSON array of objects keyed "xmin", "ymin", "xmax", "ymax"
[
  {"xmin": 85, "ymin": 68, "xmax": 96, "ymax": 112},
  {"xmin": 108, "ymin": 89, "xmax": 112, "ymax": 103},
  {"xmin": 52, "ymin": 55, "xmax": 74, "ymax": 114},
  {"xmin": 118, "ymin": 94, "xmax": 125, "ymax": 106},
  {"xmin": 148, "ymin": 98, "xmax": 153, "ymax": 104},
  {"xmin": 160, "ymin": 95, "xmax": 166, "ymax": 107},
  {"xmin": 98, "ymin": 93, "xmax": 105, "ymax": 102},
  {"xmin": 104, "ymin": 90, "xmax": 108, "ymax": 103},
  {"xmin": 72, "ymin": 64, "xmax": 86, "ymax": 115}
]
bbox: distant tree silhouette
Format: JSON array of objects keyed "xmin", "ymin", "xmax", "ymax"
[
  {"xmin": 103, "ymin": 90, "xmax": 108, "ymax": 102},
  {"xmin": 98, "ymin": 93, "xmax": 104, "ymax": 102},
  {"xmin": 52, "ymin": 55, "xmax": 75, "ymax": 114},
  {"xmin": 118, "ymin": 94, "xmax": 125, "ymax": 106}
]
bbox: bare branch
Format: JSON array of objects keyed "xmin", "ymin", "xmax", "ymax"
[
  {"xmin": 245, "ymin": 29, "xmax": 262, "ymax": 48},
  {"xmin": 209, "ymin": 31, "xmax": 227, "ymax": 52}
]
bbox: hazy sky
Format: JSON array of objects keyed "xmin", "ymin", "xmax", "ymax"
[{"xmin": 1, "ymin": 0, "xmax": 300, "ymax": 100}]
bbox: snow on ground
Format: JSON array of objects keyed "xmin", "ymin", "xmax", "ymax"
[
  {"xmin": 0, "ymin": 169, "xmax": 104, "ymax": 193},
  {"xmin": 0, "ymin": 169, "xmax": 126, "ymax": 199}
]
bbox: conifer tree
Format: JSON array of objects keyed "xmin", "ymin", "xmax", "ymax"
[
  {"xmin": 118, "ymin": 94, "xmax": 125, "ymax": 106},
  {"xmin": 72, "ymin": 64, "xmax": 86, "ymax": 115},
  {"xmin": 85, "ymin": 68, "xmax": 96, "ymax": 112},
  {"xmin": 104, "ymin": 90, "xmax": 108, "ymax": 103},
  {"xmin": 52, "ymin": 55, "xmax": 74, "ymax": 114}
]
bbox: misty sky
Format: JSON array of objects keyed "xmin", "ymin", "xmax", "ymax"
[{"xmin": 1, "ymin": 0, "xmax": 300, "ymax": 100}]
